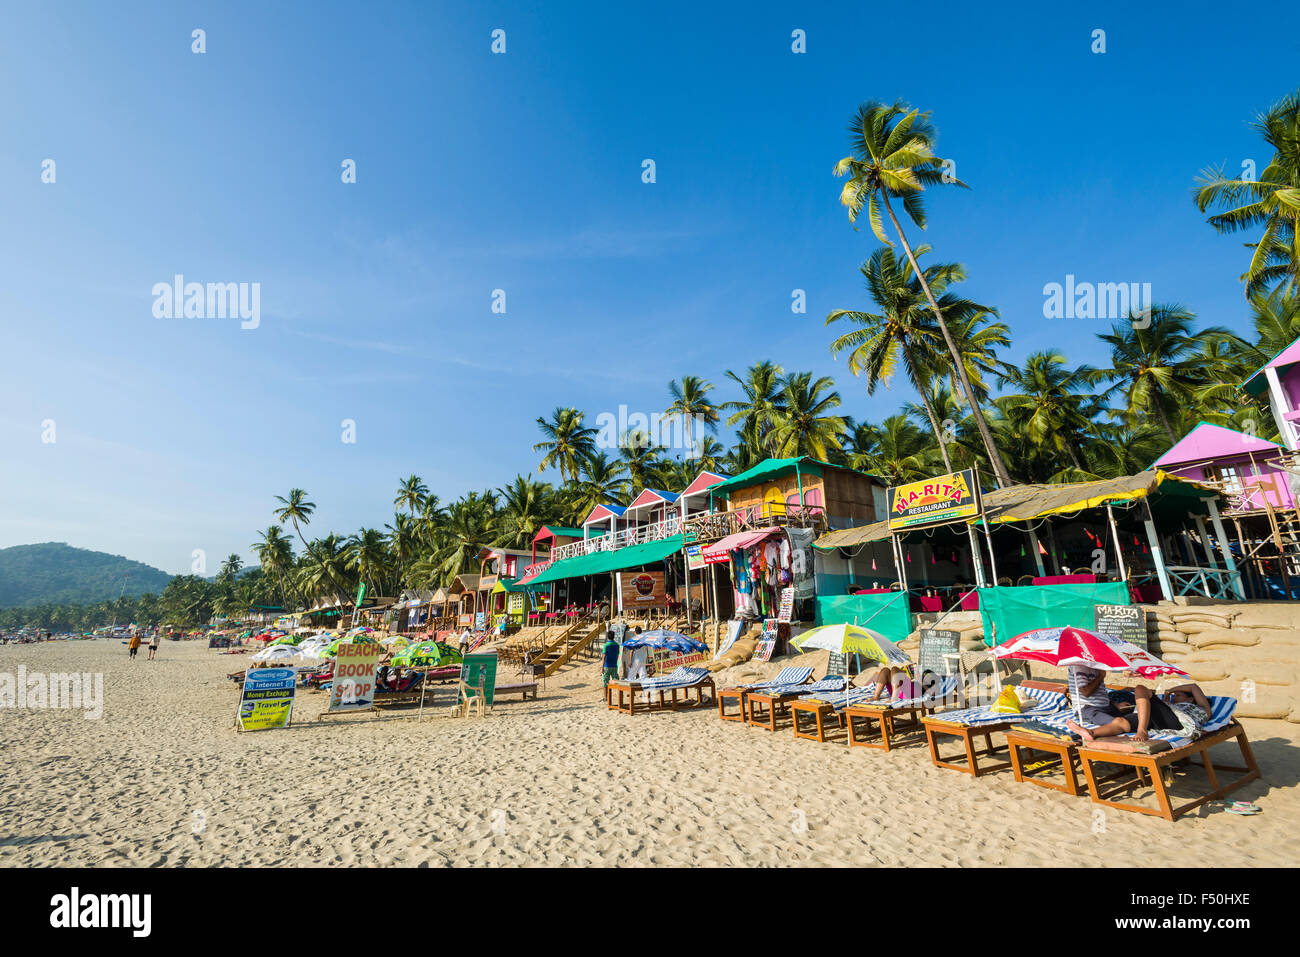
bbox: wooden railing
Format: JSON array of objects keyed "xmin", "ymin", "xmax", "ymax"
[
  {"xmin": 683, "ymin": 503, "xmax": 825, "ymax": 543},
  {"xmin": 550, "ymin": 516, "xmax": 685, "ymax": 562}
]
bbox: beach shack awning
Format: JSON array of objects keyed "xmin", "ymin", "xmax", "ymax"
[
  {"xmin": 702, "ymin": 529, "xmax": 777, "ymax": 563},
  {"xmin": 707, "ymin": 457, "xmax": 827, "ymax": 498},
  {"xmin": 815, "ymin": 471, "xmax": 1219, "ymax": 549},
  {"xmin": 526, "ymin": 535, "xmax": 688, "ymax": 585}
]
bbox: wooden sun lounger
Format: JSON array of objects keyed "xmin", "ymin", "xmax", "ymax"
[
  {"xmin": 846, "ymin": 700, "xmax": 933, "ymax": 751},
  {"xmin": 1075, "ymin": 722, "xmax": 1261, "ymax": 821},
  {"xmin": 790, "ymin": 697, "xmax": 848, "ymax": 742},
  {"xmin": 744, "ymin": 688, "xmax": 809, "ymax": 731},
  {"xmin": 921, "ymin": 681, "xmax": 1066, "ymax": 777},
  {"xmin": 718, "ymin": 678, "xmax": 812, "ymax": 723},
  {"xmin": 606, "ymin": 676, "xmax": 715, "ymax": 715}
]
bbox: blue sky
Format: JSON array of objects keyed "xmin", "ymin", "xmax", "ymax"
[{"xmin": 2, "ymin": 1, "xmax": 1297, "ymax": 575}]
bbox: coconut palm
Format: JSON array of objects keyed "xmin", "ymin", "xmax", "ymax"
[
  {"xmin": 534, "ymin": 407, "xmax": 598, "ymax": 484},
  {"xmin": 1195, "ymin": 90, "xmax": 1300, "ymax": 295},
  {"xmin": 768, "ymin": 373, "xmax": 847, "ymax": 459},
  {"xmin": 998, "ymin": 352, "xmax": 1104, "ymax": 472},
  {"xmin": 834, "ymin": 99, "xmax": 1014, "ymax": 487},
  {"xmin": 618, "ymin": 430, "xmax": 665, "ymax": 492},
  {"xmin": 850, "ymin": 415, "xmax": 936, "ymax": 484},
  {"xmin": 496, "ymin": 474, "xmax": 555, "ymax": 548},
  {"xmin": 827, "ymin": 244, "xmax": 994, "ymax": 471},
  {"xmin": 251, "ymin": 525, "xmax": 295, "ymax": 607},
  {"xmin": 665, "ymin": 376, "xmax": 720, "ymax": 459},
  {"xmin": 218, "ymin": 553, "xmax": 244, "ymax": 582},
  {"xmin": 567, "ymin": 453, "xmax": 628, "ymax": 523},
  {"xmin": 347, "ymin": 528, "xmax": 392, "ymax": 595},
  {"xmin": 721, "ymin": 362, "xmax": 786, "ymax": 459},
  {"xmin": 394, "ymin": 475, "xmax": 429, "ymax": 515},
  {"xmin": 1095, "ymin": 305, "xmax": 1237, "ymax": 443},
  {"xmin": 274, "ymin": 488, "xmax": 353, "ymax": 601}
]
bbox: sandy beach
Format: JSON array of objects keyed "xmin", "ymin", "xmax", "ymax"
[{"xmin": 3, "ymin": 637, "xmax": 1298, "ymax": 867}]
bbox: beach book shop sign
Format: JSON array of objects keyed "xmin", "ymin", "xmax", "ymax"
[
  {"xmin": 329, "ymin": 641, "xmax": 380, "ymax": 714},
  {"xmin": 237, "ymin": 667, "xmax": 296, "ymax": 731},
  {"xmin": 887, "ymin": 468, "xmax": 982, "ymax": 531}
]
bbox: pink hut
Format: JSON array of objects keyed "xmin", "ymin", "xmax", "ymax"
[
  {"xmin": 1242, "ymin": 334, "xmax": 1300, "ymax": 452},
  {"xmin": 1152, "ymin": 422, "xmax": 1295, "ymax": 514}
]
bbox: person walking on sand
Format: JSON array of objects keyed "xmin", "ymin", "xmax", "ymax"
[
  {"xmin": 147, "ymin": 630, "xmax": 160, "ymax": 660},
  {"xmin": 127, "ymin": 630, "xmax": 141, "ymax": 660},
  {"xmin": 601, "ymin": 629, "xmax": 620, "ymax": 690}
]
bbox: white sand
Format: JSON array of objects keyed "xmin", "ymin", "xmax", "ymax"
[{"xmin": 2, "ymin": 639, "xmax": 1298, "ymax": 866}]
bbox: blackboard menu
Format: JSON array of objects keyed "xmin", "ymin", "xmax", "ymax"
[
  {"xmin": 918, "ymin": 628, "xmax": 961, "ymax": 678},
  {"xmin": 827, "ymin": 651, "xmax": 868, "ymax": 676},
  {"xmin": 1093, "ymin": 604, "xmax": 1147, "ymax": 651}
]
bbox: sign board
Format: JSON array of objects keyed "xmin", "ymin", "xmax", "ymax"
[
  {"xmin": 827, "ymin": 651, "xmax": 864, "ymax": 676},
  {"xmin": 237, "ymin": 667, "xmax": 296, "ymax": 731},
  {"xmin": 685, "ymin": 543, "xmax": 706, "ymax": 571},
  {"xmin": 648, "ymin": 649, "xmax": 708, "ymax": 675},
  {"xmin": 329, "ymin": 641, "xmax": 380, "ymax": 713},
  {"xmin": 918, "ymin": 628, "xmax": 962, "ymax": 678},
  {"xmin": 1093, "ymin": 604, "xmax": 1147, "ymax": 651},
  {"xmin": 777, "ymin": 587, "xmax": 795, "ymax": 624},
  {"xmin": 620, "ymin": 570, "xmax": 666, "ymax": 609},
  {"xmin": 887, "ymin": 468, "xmax": 982, "ymax": 531},
  {"xmin": 475, "ymin": 611, "xmax": 486, "ymax": 631},
  {"xmin": 458, "ymin": 613, "xmax": 472, "ymax": 627},
  {"xmin": 460, "ymin": 652, "xmax": 498, "ymax": 707}
]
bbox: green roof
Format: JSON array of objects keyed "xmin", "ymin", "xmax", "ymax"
[
  {"xmin": 538, "ymin": 525, "xmax": 585, "ymax": 539},
  {"xmin": 527, "ymin": 535, "xmax": 687, "ymax": 586},
  {"xmin": 707, "ymin": 457, "xmax": 828, "ymax": 497}
]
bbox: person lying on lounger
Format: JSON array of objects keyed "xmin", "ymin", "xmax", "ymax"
[
  {"xmin": 1066, "ymin": 670, "xmax": 1211, "ymax": 742},
  {"xmin": 862, "ymin": 666, "xmax": 918, "ymax": 703}
]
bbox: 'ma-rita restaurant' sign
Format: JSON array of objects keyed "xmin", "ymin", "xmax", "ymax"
[{"xmin": 888, "ymin": 469, "xmax": 982, "ymax": 531}]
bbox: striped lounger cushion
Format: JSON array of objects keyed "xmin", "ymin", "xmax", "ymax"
[
  {"xmin": 744, "ymin": 666, "xmax": 814, "ymax": 691},
  {"xmin": 932, "ymin": 687, "xmax": 1068, "ymax": 726},
  {"xmin": 632, "ymin": 666, "xmax": 710, "ymax": 691},
  {"xmin": 802, "ymin": 683, "xmax": 882, "ymax": 710},
  {"xmin": 1035, "ymin": 695, "xmax": 1239, "ymax": 749}
]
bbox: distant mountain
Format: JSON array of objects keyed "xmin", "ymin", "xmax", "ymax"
[{"xmin": 0, "ymin": 543, "xmax": 175, "ymax": 607}]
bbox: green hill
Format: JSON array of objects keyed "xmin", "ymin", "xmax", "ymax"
[{"xmin": 0, "ymin": 543, "xmax": 175, "ymax": 608}]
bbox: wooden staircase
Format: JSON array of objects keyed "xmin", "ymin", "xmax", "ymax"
[{"xmin": 533, "ymin": 618, "xmax": 607, "ymax": 678}]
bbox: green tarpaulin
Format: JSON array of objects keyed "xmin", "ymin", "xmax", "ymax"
[
  {"xmin": 526, "ymin": 535, "xmax": 687, "ymax": 586},
  {"xmin": 976, "ymin": 582, "xmax": 1131, "ymax": 646},
  {"xmin": 814, "ymin": 591, "xmax": 913, "ymax": 643}
]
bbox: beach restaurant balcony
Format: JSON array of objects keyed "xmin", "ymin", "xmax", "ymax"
[{"xmin": 550, "ymin": 515, "xmax": 685, "ymax": 562}]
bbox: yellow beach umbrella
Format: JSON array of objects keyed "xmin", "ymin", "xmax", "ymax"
[{"xmin": 791, "ymin": 623, "xmax": 911, "ymax": 667}]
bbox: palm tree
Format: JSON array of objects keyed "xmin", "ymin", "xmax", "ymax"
[
  {"xmin": 721, "ymin": 362, "xmax": 786, "ymax": 459},
  {"xmin": 251, "ymin": 525, "xmax": 295, "ymax": 607},
  {"xmin": 567, "ymin": 453, "xmax": 628, "ymax": 523},
  {"xmin": 1095, "ymin": 305, "xmax": 1236, "ymax": 443},
  {"xmin": 666, "ymin": 376, "xmax": 720, "ymax": 459},
  {"xmin": 768, "ymin": 373, "xmax": 847, "ymax": 459},
  {"xmin": 274, "ymin": 488, "xmax": 352, "ymax": 599},
  {"xmin": 534, "ymin": 407, "xmax": 598, "ymax": 484},
  {"xmin": 299, "ymin": 533, "xmax": 354, "ymax": 601},
  {"xmin": 834, "ymin": 99, "xmax": 1014, "ymax": 487},
  {"xmin": 850, "ymin": 415, "xmax": 937, "ymax": 484},
  {"xmin": 618, "ymin": 430, "xmax": 664, "ymax": 491},
  {"xmin": 347, "ymin": 528, "xmax": 392, "ymax": 595},
  {"xmin": 434, "ymin": 492, "xmax": 499, "ymax": 583},
  {"xmin": 496, "ymin": 475, "xmax": 555, "ymax": 548},
  {"xmin": 827, "ymin": 244, "xmax": 994, "ymax": 471},
  {"xmin": 998, "ymin": 352, "xmax": 1104, "ymax": 472},
  {"xmin": 1195, "ymin": 90, "xmax": 1300, "ymax": 295},
  {"xmin": 218, "ymin": 553, "xmax": 243, "ymax": 582},
  {"xmin": 394, "ymin": 475, "xmax": 429, "ymax": 515}
]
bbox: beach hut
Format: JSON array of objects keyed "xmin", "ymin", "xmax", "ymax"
[{"xmin": 1241, "ymin": 331, "xmax": 1300, "ymax": 452}]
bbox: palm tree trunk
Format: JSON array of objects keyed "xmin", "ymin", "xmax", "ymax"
[
  {"xmin": 1153, "ymin": 396, "xmax": 1179, "ymax": 443},
  {"xmin": 911, "ymin": 372, "xmax": 954, "ymax": 472},
  {"xmin": 880, "ymin": 192, "xmax": 1014, "ymax": 489}
]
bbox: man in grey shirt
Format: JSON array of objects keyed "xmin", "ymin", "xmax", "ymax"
[{"xmin": 1067, "ymin": 665, "xmax": 1181, "ymax": 742}]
